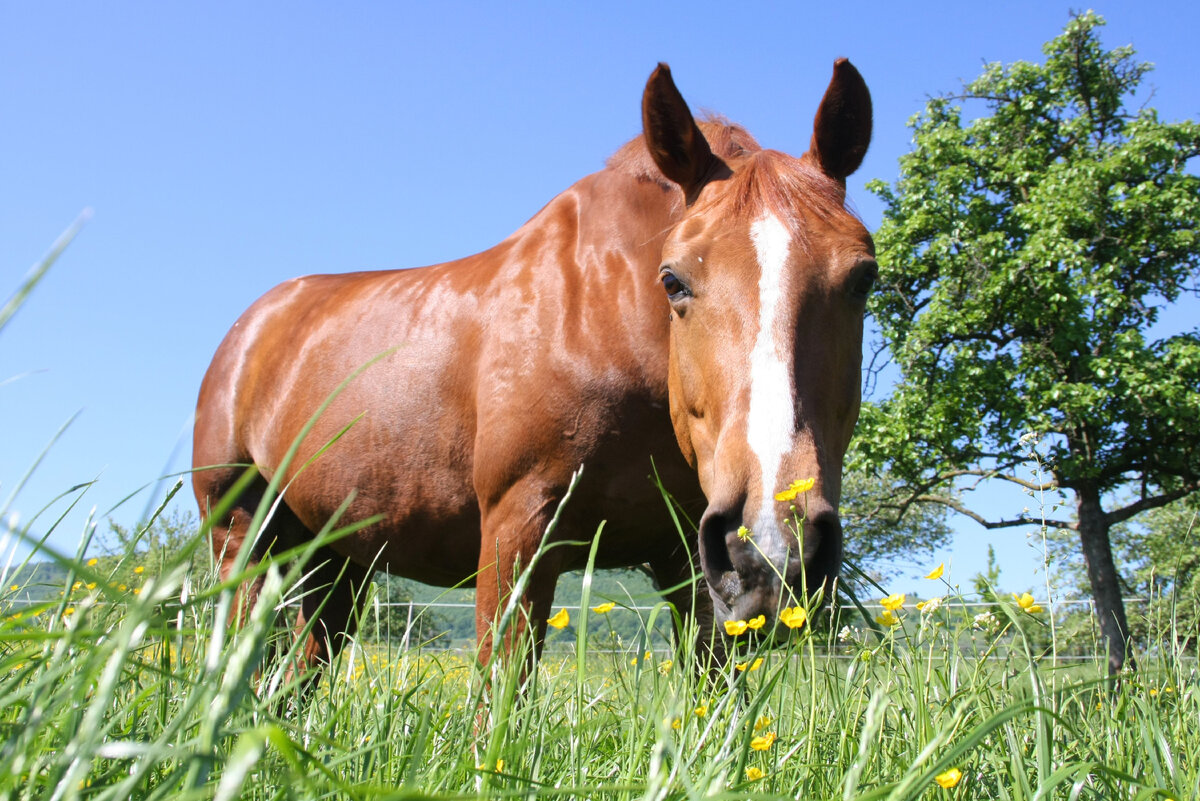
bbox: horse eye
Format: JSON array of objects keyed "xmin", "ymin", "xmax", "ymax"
[
  {"xmin": 660, "ymin": 269, "xmax": 690, "ymax": 300},
  {"xmin": 851, "ymin": 264, "xmax": 878, "ymax": 298}
]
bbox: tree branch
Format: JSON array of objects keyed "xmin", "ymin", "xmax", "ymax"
[
  {"xmin": 1105, "ymin": 482, "xmax": 1200, "ymax": 528},
  {"xmin": 916, "ymin": 493, "xmax": 1076, "ymax": 531}
]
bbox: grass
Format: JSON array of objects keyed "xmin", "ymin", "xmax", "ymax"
[{"xmin": 1, "ymin": 486, "xmax": 1196, "ymax": 801}]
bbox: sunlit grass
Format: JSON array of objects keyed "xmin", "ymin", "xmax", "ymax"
[{"xmin": 2, "ymin": 502, "xmax": 1197, "ymax": 800}]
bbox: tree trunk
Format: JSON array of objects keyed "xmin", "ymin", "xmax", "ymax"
[{"xmin": 1076, "ymin": 483, "xmax": 1133, "ymax": 673}]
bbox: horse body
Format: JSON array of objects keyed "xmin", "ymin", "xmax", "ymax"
[{"xmin": 193, "ymin": 60, "xmax": 874, "ymax": 671}]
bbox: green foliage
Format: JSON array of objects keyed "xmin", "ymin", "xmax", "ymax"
[
  {"xmin": 1119, "ymin": 494, "xmax": 1200, "ymax": 644},
  {"xmin": 857, "ymin": 11, "xmax": 1200, "ymax": 666},
  {"xmin": 1052, "ymin": 493, "xmax": 1200, "ymax": 651},
  {"xmin": 861, "ymin": 11, "xmax": 1200, "ymax": 496}
]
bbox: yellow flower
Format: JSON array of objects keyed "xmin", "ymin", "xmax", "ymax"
[
  {"xmin": 724, "ymin": 619, "xmax": 749, "ymax": 636},
  {"xmin": 670, "ymin": 717, "xmax": 681, "ymax": 730},
  {"xmin": 754, "ymin": 715, "xmax": 772, "ymax": 731},
  {"xmin": 736, "ymin": 525, "xmax": 752, "ymax": 541},
  {"xmin": 779, "ymin": 606, "xmax": 807, "ymax": 629},
  {"xmin": 875, "ymin": 610, "xmax": 900, "ymax": 627},
  {"xmin": 694, "ymin": 704, "xmax": 708, "ymax": 717},
  {"xmin": 64, "ymin": 607, "xmax": 75, "ymax": 616},
  {"xmin": 591, "ymin": 602, "xmax": 615, "ymax": 614},
  {"xmin": 745, "ymin": 766, "xmax": 764, "ymax": 781},
  {"xmin": 750, "ymin": 731, "xmax": 776, "ymax": 750},
  {"xmin": 658, "ymin": 659, "xmax": 673, "ymax": 675},
  {"xmin": 735, "ymin": 657, "xmax": 764, "ymax": 672},
  {"xmin": 880, "ymin": 593, "xmax": 906, "ymax": 611},
  {"xmin": 134, "ymin": 566, "xmax": 145, "ymax": 575},
  {"xmin": 934, "ymin": 767, "xmax": 963, "ymax": 788},
  {"xmin": 86, "ymin": 558, "xmax": 98, "ymax": 567},
  {"xmin": 8, "ymin": 585, "xmax": 16, "ymax": 592},
  {"xmin": 774, "ymin": 477, "xmax": 815, "ymax": 503},
  {"xmin": 1012, "ymin": 592, "xmax": 1043, "ymax": 614},
  {"xmin": 547, "ymin": 608, "xmax": 570, "ymax": 629},
  {"xmin": 925, "ymin": 563, "xmax": 945, "ymax": 580},
  {"xmin": 746, "ymin": 614, "xmax": 766, "ymax": 630}
]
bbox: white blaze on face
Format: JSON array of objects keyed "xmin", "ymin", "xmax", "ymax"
[{"xmin": 746, "ymin": 213, "xmax": 795, "ymax": 564}]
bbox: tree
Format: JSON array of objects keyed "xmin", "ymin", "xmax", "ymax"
[{"xmin": 857, "ymin": 12, "xmax": 1200, "ymax": 672}]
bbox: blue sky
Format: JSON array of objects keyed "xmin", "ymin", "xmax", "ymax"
[{"xmin": 2, "ymin": 2, "xmax": 1197, "ymax": 595}]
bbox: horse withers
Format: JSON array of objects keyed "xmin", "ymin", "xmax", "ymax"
[{"xmin": 192, "ymin": 60, "xmax": 874, "ymax": 678}]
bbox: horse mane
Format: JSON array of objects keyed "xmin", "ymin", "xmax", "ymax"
[{"xmin": 606, "ymin": 116, "xmax": 854, "ymax": 248}]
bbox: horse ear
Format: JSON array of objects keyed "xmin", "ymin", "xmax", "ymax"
[
  {"xmin": 642, "ymin": 63, "xmax": 719, "ymax": 205},
  {"xmin": 807, "ymin": 58, "xmax": 872, "ymax": 182}
]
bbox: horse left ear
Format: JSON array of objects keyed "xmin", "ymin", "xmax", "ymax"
[
  {"xmin": 642, "ymin": 63, "xmax": 721, "ymax": 205},
  {"xmin": 807, "ymin": 58, "xmax": 872, "ymax": 182}
]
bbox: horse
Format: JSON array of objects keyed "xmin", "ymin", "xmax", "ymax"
[{"xmin": 192, "ymin": 60, "xmax": 875, "ymax": 679}]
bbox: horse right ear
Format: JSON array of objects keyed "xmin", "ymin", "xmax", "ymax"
[{"xmin": 642, "ymin": 63, "xmax": 720, "ymax": 205}]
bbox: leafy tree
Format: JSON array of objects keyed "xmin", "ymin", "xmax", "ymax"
[{"xmin": 857, "ymin": 12, "xmax": 1200, "ymax": 671}]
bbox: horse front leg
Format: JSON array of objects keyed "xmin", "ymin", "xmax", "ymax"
[{"xmin": 473, "ymin": 485, "xmax": 565, "ymax": 672}]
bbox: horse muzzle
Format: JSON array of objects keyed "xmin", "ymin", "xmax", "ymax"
[{"xmin": 697, "ymin": 501, "xmax": 843, "ymax": 635}]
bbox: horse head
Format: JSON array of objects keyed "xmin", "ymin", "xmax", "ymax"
[{"xmin": 642, "ymin": 60, "xmax": 875, "ymax": 634}]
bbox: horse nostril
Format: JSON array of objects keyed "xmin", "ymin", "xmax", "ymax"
[
  {"xmin": 699, "ymin": 511, "xmax": 735, "ymax": 575},
  {"xmin": 803, "ymin": 510, "xmax": 844, "ymax": 586}
]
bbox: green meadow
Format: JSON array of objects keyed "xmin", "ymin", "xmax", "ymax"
[{"xmin": 1, "ymin": 482, "xmax": 1195, "ymax": 801}]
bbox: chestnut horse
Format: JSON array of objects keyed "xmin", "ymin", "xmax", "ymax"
[{"xmin": 192, "ymin": 60, "xmax": 874, "ymax": 675}]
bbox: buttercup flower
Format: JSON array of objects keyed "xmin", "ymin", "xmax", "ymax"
[
  {"xmin": 735, "ymin": 657, "xmax": 764, "ymax": 672},
  {"xmin": 750, "ymin": 731, "xmax": 776, "ymax": 750},
  {"xmin": 925, "ymin": 563, "xmax": 945, "ymax": 580},
  {"xmin": 591, "ymin": 602, "xmax": 615, "ymax": 614},
  {"xmin": 670, "ymin": 717, "xmax": 681, "ymax": 730},
  {"xmin": 724, "ymin": 619, "xmax": 749, "ymax": 636},
  {"xmin": 875, "ymin": 610, "xmax": 900, "ymax": 627},
  {"xmin": 745, "ymin": 766, "xmax": 764, "ymax": 781},
  {"xmin": 746, "ymin": 614, "xmax": 766, "ymax": 630},
  {"xmin": 780, "ymin": 606, "xmax": 808, "ymax": 629},
  {"xmin": 86, "ymin": 558, "xmax": 98, "ymax": 567},
  {"xmin": 774, "ymin": 477, "xmax": 815, "ymax": 503},
  {"xmin": 134, "ymin": 566, "xmax": 145, "ymax": 575},
  {"xmin": 880, "ymin": 593, "xmax": 906, "ymax": 611},
  {"xmin": 934, "ymin": 767, "xmax": 963, "ymax": 788},
  {"xmin": 547, "ymin": 608, "xmax": 570, "ymax": 629},
  {"xmin": 694, "ymin": 703, "xmax": 708, "ymax": 717},
  {"xmin": 754, "ymin": 715, "xmax": 772, "ymax": 731},
  {"xmin": 737, "ymin": 525, "xmax": 753, "ymax": 541},
  {"xmin": 1012, "ymin": 592, "xmax": 1043, "ymax": 614}
]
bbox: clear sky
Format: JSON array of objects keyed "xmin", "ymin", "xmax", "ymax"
[{"xmin": 2, "ymin": 2, "xmax": 1197, "ymax": 596}]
